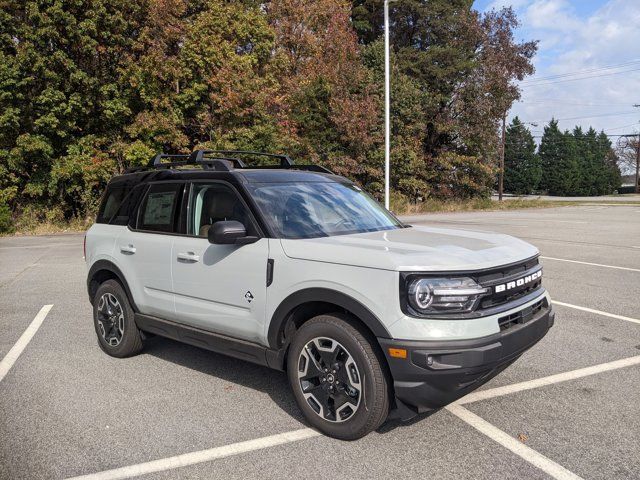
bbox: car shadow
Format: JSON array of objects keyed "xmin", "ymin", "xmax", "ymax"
[
  {"xmin": 142, "ymin": 335, "xmax": 437, "ymax": 436},
  {"xmin": 142, "ymin": 335, "xmax": 305, "ymax": 423},
  {"xmin": 376, "ymin": 410, "xmax": 439, "ymax": 434}
]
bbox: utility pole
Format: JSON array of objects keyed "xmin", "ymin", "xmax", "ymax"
[
  {"xmin": 635, "ymin": 105, "xmax": 640, "ymax": 193},
  {"xmin": 635, "ymin": 134, "xmax": 640, "ymax": 194},
  {"xmin": 498, "ymin": 112, "xmax": 506, "ymax": 201}
]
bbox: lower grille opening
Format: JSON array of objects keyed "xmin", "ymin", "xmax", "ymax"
[{"xmin": 498, "ymin": 298, "xmax": 547, "ymax": 331}]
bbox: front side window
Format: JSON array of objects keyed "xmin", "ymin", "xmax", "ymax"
[
  {"xmin": 248, "ymin": 182, "xmax": 403, "ymax": 239},
  {"xmin": 187, "ymin": 183, "xmax": 257, "ymax": 237},
  {"xmin": 137, "ymin": 183, "xmax": 182, "ymax": 233}
]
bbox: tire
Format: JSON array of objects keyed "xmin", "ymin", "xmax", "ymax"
[
  {"xmin": 93, "ymin": 279, "xmax": 143, "ymax": 358},
  {"xmin": 287, "ymin": 313, "xmax": 390, "ymax": 440}
]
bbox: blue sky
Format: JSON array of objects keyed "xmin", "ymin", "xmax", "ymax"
[{"xmin": 473, "ymin": 0, "xmax": 640, "ymax": 138}]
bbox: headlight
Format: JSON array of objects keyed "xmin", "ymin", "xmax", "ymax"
[{"xmin": 407, "ymin": 277, "xmax": 489, "ymax": 314}]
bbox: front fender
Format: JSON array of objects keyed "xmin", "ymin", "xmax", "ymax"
[{"xmin": 267, "ymin": 287, "xmax": 392, "ymax": 349}]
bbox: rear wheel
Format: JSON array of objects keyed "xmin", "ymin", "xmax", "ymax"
[
  {"xmin": 93, "ymin": 280, "xmax": 143, "ymax": 358},
  {"xmin": 287, "ymin": 314, "xmax": 389, "ymax": 440}
]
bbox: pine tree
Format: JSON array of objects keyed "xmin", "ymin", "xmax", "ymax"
[
  {"xmin": 596, "ymin": 131, "xmax": 622, "ymax": 194},
  {"xmin": 539, "ymin": 120, "xmax": 580, "ymax": 195},
  {"xmin": 503, "ymin": 117, "xmax": 540, "ymax": 194}
]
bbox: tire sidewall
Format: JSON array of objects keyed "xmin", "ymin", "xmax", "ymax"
[
  {"xmin": 287, "ymin": 315, "xmax": 385, "ymax": 440},
  {"xmin": 93, "ymin": 280, "xmax": 141, "ymax": 358}
]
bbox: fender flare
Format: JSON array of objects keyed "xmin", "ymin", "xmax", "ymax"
[
  {"xmin": 87, "ymin": 260, "xmax": 138, "ymax": 312},
  {"xmin": 267, "ymin": 288, "xmax": 391, "ymax": 349}
]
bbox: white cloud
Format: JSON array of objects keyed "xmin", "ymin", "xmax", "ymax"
[
  {"xmin": 525, "ymin": 0, "xmax": 581, "ymax": 31},
  {"xmin": 501, "ymin": 0, "xmax": 640, "ymax": 136}
]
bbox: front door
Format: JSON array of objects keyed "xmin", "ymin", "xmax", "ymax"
[{"xmin": 171, "ymin": 182, "xmax": 268, "ymax": 343}]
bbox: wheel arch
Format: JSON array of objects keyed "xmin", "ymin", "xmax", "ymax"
[
  {"xmin": 87, "ymin": 260, "xmax": 138, "ymax": 312},
  {"xmin": 267, "ymin": 288, "xmax": 391, "ymax": 351}
]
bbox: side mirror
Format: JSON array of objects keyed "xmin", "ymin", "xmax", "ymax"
[{"xmin": 208, "ymin": 220, "xmax": 258, "ymax": 245}]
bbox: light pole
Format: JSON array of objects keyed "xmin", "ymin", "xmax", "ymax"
[{"xmin": 384, "ymin": 0, "xmax": 396, "ymax": 210}]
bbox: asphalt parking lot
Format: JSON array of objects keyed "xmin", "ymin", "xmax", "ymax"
[{"xmin": 1, "ymin": 204, "xmax": 639, "ymax": 480}]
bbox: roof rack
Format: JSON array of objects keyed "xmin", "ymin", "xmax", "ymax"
[
  {"xmin": 124, "ymin": 149, "xmax": 333, "ymax": 174},
  {"xmin": 190, "ymin": 150, "xmax": 293, "ymax": 168},
  {"xmin": 141, "ymin": 151, "xmax": 241, "ymax": 172}
]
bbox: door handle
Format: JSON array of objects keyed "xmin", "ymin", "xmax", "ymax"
[
  {"xmin": 120, "ymin": 244, "xmax": 136, "ymax": 254},
  {"xmin": 177, "ymin": 252, "xmax": 200, "ymax": 263}
]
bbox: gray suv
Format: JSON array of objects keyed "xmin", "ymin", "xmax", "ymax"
[{"xmin": 85, "ymin": 150, "xmax": 553, "ymax": 440}]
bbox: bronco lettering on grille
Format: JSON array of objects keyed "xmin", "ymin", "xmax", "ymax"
[{"xmin": 494, "ymin": 270, "xmax": 542, "ymax": 293}]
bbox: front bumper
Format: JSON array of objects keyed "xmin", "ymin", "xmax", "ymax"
[{"xmin": 379, "ymin": 301, "xmax": 554, "ymax": 419}]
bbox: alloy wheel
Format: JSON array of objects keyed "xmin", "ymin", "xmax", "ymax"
[
  {"xmin": 97, "ymin": 293, "xmax": 125, "ymax": 347},
  {"xmin": 297, "ymin": 337, "xmax": 362, "ymax": 422}
]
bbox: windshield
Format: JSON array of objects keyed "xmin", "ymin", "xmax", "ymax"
[{"xmin": 248, "ymin": 182, "xmax": 403, "ymax": 239}]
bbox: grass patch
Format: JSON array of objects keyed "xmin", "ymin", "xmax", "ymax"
[
  {"xmin": 394, "ymin": 197, "xmax": 640, "ymax": 215},
  {"xmin": 5, "ymin": 216, "xmax": 91, "ymax": 237},
  {"xmin": 395, "ymin": 198, "xmax": 584, "ymax": 215}
]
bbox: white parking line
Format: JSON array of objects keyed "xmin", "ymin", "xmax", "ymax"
[
  {"xmin": 455, "ymin": 355, "xmax": 640, "ymax": 405},
  {"xmin": 553, "ymin": 301, "xmax": 640, "ymax": 325},
  {"xmin": 540, "ymin": 256, "xmax": 640, "ymax": 272},
  {"xmin": 65, "ymin": 428, "xmax": 320, "ymax": 480},
  {"xmin": 0, "ymin": 304, "xmax": 53, "ymax": 383},
  {"xmin": 446, "ymin": 404, "xmax": 583, "ymax": 480}
]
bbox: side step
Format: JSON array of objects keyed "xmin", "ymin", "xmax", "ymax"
[{"xmin": 134, "ymin": 313, "xmax": 283, "ymax": 370}]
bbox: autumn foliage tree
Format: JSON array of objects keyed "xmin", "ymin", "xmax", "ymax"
[{"xmin": 0, "ymin": 0, "xmax": 540, "ymax": 231}]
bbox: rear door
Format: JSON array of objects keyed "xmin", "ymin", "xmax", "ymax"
[
  {"xmin": 116, "ymin": 182, "xmax": 184, "ymax": 318},
  {"xmin": 171, "ymin": 181, "xmax": 269, "ymax": 343}
]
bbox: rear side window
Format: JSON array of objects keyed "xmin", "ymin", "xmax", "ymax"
[
  {"xmin": 96, "ymin": 186, "xmax": 128, "ymax": 224},
  {"xmin": 137, "ymin": 183, "xmax": 182, "ymax": 233}
]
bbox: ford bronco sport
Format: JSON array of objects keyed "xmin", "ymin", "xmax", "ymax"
[{"xmin": 85, "ymin": 150, "xmax": 554, "ymax": 440}]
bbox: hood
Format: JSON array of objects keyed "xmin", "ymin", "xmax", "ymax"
[{"xmin": 279, "ymin": 225, "xmax": 538, "ymax": 272}]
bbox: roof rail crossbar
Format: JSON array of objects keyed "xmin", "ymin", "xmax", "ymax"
[
  {"xmin": 194, "ymin": 150, "xmax": 294, "ymax": 167},
  {"xmin": 138, "ymin": 150, "xmax": 329, "ymax": 174},
  {"xmin": 189, "ymin": 150, "xmax": 247, "ymax": 168},
  {"xmin": 147, "ymin": 152, "xmax": 235, "ymax": 172}
]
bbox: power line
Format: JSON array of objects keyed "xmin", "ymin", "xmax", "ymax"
[
  {"xmin": 520, "ymin": 59, "xmax": 640, "ymax": 83},
  {"xmin": 604, "ymin": 122, "xmax": 640, "ymax": 132},
  {"xmin": 521, "ymin": 67, "xmax": 640, "ymax": 87},
  {"xmin": 506, "ymin": 133, "xmax": 638, "ymax": 141},
  {"xmin": 517, "ymin": 100, "xmax": 635, "ymax": 107},
  {"xmin": 526, "ymin": 111, "xmax": 639, "ymax": 123}
]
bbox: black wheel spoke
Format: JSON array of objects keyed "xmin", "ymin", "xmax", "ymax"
[
  {"xmin": 332, "ymin": 389, "xmax": 355, "ymax": 411},
  {"xmin": 317, "ymin": 347, "xmax": 339, "ymax": 368}
]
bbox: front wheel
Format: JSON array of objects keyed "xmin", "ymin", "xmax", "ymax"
[{"xmin": 287, "ymin": 314, "xmax": 390, "ymax": 440}]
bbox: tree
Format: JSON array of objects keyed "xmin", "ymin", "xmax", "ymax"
[
  {"xmin": 595, "ymin": 131, "xmax": 621, "ymax": 194},
  {"xmin": 0, "ymin": 0, "xmax": 145, "ymax": 217},
  {"xmin": 503, "ymin": 117, "xmax": 540, "ymax": 194},
  {"xmin": 352, "ymin": 1, "xmax": 537, "ymax": 202},
  {"xmin": 539, "ymin": 120, "xmax": 580, "ymax": 196},
  {"xmin": 0, "ymin": 0, "xmax": 539, "ymax": 224}
]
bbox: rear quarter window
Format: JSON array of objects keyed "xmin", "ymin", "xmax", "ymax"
[{"xmin": 96, "ymin": 186, "xmax": 128, "ymax": 224}]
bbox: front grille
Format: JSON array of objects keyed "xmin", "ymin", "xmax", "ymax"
[
  {"xmin": 498, "ymin": 298, "xmax": 547, "ymax": 331},
  {"xmin": 475, "ymin": 257, "xmax": 543, "ymax": 310}
]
